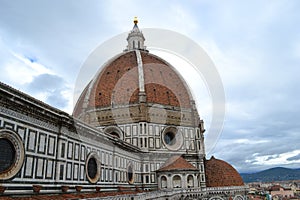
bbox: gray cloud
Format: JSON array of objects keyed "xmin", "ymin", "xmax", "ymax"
[
  {"xmin": 46, "ymin": 89, "xmax": 68, "ymax": 108},
  {"xmin": 287, "ymin": 154, "xmax": 300, "ymax": 162},
  {"xmin": 27, "ymin": 74, "xmax": 65, "ymax": 92},
  {"xmin": 26, "ymin": 73, "xmax": 69, "ymax": 109}
]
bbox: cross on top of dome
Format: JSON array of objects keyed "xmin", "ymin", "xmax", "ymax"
[{"xmin": 125, "ymin": 17, "xmax": 146, "ymax": 51}]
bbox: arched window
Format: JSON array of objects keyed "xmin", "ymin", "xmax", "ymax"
[
  {"xmin": 104, "ymin": 126, "xmax": 123, "ymax": 140},
  {"xmin": 127, "ymin": 164, "xmax": 134, "ymax": 184},
  {"xmin": 161, "ymin": 176, "xmax": 167, "ymax": 188},
  {"xmin": 187, "ymin": 175, "xmax": 194, "ymax": 188},
  {"xmin": 172, "ymin": 175, "xmax": 181, "ymax": 188}
]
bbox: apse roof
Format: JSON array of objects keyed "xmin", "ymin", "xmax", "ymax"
[
  {"xmin": 157, "ymin": 156, "xmax": 198, "ymax": 172},
  {"xmin": 205, "ymin": 156, "xmax": 244, "ymax": 187}
]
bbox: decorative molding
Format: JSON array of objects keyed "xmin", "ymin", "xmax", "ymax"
[
  {"xmin": 0, "ymin": 129, "xmax": 25, "ymax": 180},
  {"xmin": 0, "ymin": 107, "xmax": 58, "ymax": 131}
]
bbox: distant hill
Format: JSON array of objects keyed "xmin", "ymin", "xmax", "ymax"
[{"xmin": 241, "ymin": 167, "xmax": 300, "ymax": 183}]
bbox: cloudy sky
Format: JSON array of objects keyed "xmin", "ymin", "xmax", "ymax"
[{"xmin": 0, "ymin": 0, "xmax": 299, "ymax": 173}]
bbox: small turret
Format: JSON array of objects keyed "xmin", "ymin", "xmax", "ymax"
[{"xmin": 125, "ymin": 17, "xmax": 146, "ymax": 51}]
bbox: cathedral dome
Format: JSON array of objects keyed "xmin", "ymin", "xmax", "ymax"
[
  {"xmin": 73, "ymin": 20, "xmax": 200, "ymax": 128},
  {"xmin": 75, "ymin": 50, "xmax": 192, "ymax": 110},
  {"xmin": 204, "ymin": 156, "xmax": 244, "ymax": 187}
]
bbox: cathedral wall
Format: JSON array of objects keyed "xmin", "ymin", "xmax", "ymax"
[
  {"xmin": 99, "ymin": 121, "xmax": 206, "ymax": 190},
  {"xmin": 0, "ymin": 84, "xmax": 147, "ymax": 195},
  {"xmin": 0, "ymin": 106, "xmax": 59, "ymax": 184},
  {"xmin": 116, "ymin": 122, "xmax": 204, "ymax": 155}
]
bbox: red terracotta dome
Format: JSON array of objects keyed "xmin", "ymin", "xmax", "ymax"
[
  {"xmin": 204, "ymin": 156, "xmax": 244, "ymax": 187},
  {"xmin": 73, "ymin": 50, "xmax": 194, "ymax": 120},
  {"xmin": 73, "ymin": 19, "xmax": 201, "ymax": 128}
]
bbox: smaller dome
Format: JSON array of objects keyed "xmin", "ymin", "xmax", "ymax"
[{"xmin": 205, "ymin": 156, "xmax": 244, "ymax": 187}]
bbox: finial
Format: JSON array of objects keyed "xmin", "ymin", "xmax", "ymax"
[
  {"xmin": 133, "ymin": 17, "xmax": 138, "ymax": 25},
  {"xmin": 125, "ymin": 17, "xmax": 147, "ymax": 52}
]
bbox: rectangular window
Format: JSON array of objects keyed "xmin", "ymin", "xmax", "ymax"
[
  {"xmin": 59, "ymin": 165, "xmax": 64, "ymax": 180},
  {"xmin": 155, "ymin": 138, "xmax": 160, "ymax": 149},
  {"xmin": 149, "ymin": 125, "xmax": 153, "ymax": 135},
  {"xmin": 74, "ymin": 144, "xmax": 79, "ymax": 160},
  {"xmin": 47, "ymin": 136, "xmax": 56, "ymax": 156},
  {"xmin": 106, "ymin": 169, "xmax": 109, "ymax": 182},
  {"xmin": 67, "ymin": 142, "xmax": 73, "ymax": 159},
  {"xmin": 189, "ymin": 129, "xmax": 193, "ymax": 138},
  {"xmin": 80, "ymin": 145, "xmax": 85, "ymax": 161},
  {"xmin": 198, "ymin": 141, "xmax": 201, "ymax": 151},
  {"xmin": 38, "ymin": 133, "xmax": 47, "ymax": 154},
  {"xmin": 156, "ymin": 126, "xmax": 161, "ymax": 136},
  {"xmin": 133, "ymin": 125, "xmax": 137, "ymax": 136},
  {"xmin": 151, "ymin": 163, "xmax": 155, "ymax": 171},
  {"xmin": 125, "ymin": 126, "xmax": 131, "ymax": 136},
  {"xmin": 107, "ymin": 153, "xmax": 109, "ymax": 166},
  {"xmin": 80, "ymin": 164, "xmax": 85, "ymax": 180},
  {"xmin": 101, "ymin": 168, "xmax": 104, "ymax": 181},
  {"xmin": 109, "ymin": 169, "xmax": 112, "ymax": 181},
  {"xmin": 61, "ymin": 143, "xmax": 65, "ymax": 158},
  {"xmin": 151, "ymin": 174, "xmax": 155, "ymax": 183}
]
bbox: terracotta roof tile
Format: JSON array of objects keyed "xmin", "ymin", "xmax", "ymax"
[
  {"xmin": 157, "ymin": 156, "xmax": 197, "ymax": 172},
  {"xmin": 205, "ymin": 156, "xmax": 244, "ymax": 187}
]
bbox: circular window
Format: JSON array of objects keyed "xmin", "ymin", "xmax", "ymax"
[
  {"xmin": 87, "ymin": 157, "xmax": 97, "ymax": 179},
  {"xmin": 0, "ymin": 130, "xmax": 25, "ymax": 180},
  {"xmin": 164, "ymin": 132, "xmax": 176, "ymax": 145},
  {"xmin": 85, "ymin": 152, "xmax": 101, "ymax": 184},
  {"xmin": 127, "ymin": 164, "xmax": 134, "ymax": 184},
  {"xmin": 0, "ymin": 138, "xmax": 16, "ymax": 172},
  {"xmin": 162, "ymin": 126, "xmax": 183, "ymax": 151}
]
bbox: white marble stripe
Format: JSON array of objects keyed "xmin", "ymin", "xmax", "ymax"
[{"xmin": 135, "ymin": 50, "xmax": 145, "ymax": 93}]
